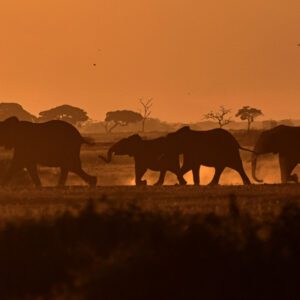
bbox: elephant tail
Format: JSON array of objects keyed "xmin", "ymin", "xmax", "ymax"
[
  {"xmin": 239, "ymin": 146, "xmax": 257, "ymax": 154},
  {"xmin": 81, "ymin": 136, "xmax": 96, "ymax": 146}
]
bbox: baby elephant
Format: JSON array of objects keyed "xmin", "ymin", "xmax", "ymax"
[
  {"xmin": 99, "ymin": 134, "xmax": 186, "ymax": 186},
  {"xmin": 0, "ymin": 117, "xmax": 97, "ymax": 187}
]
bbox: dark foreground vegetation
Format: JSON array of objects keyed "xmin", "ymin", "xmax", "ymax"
[{"xmin": 0, "ymin": 195, "xmax": 300, "ymax": 299}]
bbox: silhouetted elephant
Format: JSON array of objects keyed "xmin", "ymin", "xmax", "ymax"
[
  {"xmin": 165, "ymin": 126, "xmax": 252, "ymax": 185},
  {"xmin": 252, "ymin": 125, "xmax": 300, "ymax": 183},
  {"xmin": 0, "ymin": 117, "xmax": 97, "ymax": 187},
  {"xmin": 99, "ymin": 134, "xmax": 186, "ymax": 186}
]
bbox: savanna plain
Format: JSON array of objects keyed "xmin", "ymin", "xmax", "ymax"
[{"xmin": 1, "ymin": 131, "xmax": 300, "ymax": 299}]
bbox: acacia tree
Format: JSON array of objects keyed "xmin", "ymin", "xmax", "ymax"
[
  {"xmin": 236, "ymin": 106, "xmax": 263, "ymax": 132},
  {"xmin": 139, "ymin": 98, "xmax": 153, "ymax": 132},
  {"xmin": 103, "ymin": 110, "xmax": 143, "ymax": 133},
  {"xmin": 39, "ymin": 104, "xmax": 89, "ymax": 126},
  {"xmin": 204, "ymin": 106, "xmax": 232, "ymax": 128}
]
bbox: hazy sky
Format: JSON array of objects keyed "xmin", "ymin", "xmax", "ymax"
[{"xmin": 0, "ymin": 0, "xmax": 300, "ymax": 122}]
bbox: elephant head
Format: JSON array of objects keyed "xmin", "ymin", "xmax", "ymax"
[
  {"xmin": 251, "ymin": 126, "xmax": 285, "ymax": 182},
  {"xmin": 0, "ymin": 116, "xmax": 20, "ymax": 148},
  {"xmin": 99, "ymin": 134, "xmax": 142, "ymax": 163}
]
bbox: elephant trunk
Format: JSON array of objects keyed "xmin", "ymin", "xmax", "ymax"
[
  {"xmin": 251, "ymin": 135, "xmax": 268, "ymax": 183},
  {"xmin": 99, "ymin": 146, "xmax": 114, "ymax": 163},
  {"xmin": 251, "ymin": 152, "xmax": 263, "ymax": 183}
]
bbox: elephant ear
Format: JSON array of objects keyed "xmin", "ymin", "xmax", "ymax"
[{"xmin": 0, "ymin": 116, "xmax": 20, "ymax": 148}]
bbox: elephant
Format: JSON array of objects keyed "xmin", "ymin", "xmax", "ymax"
[
  {"xmin": 99, "ymin": 134, "xmax": 187, "ymax": 186},
  {"xmin": 252, "ymin": 125, "xmax": 300, "ymax": 183},
  {"xmin": 0, "ymin": 117, "xmax": 97, "ymax": 187},
  {"xmin": 164, "ymin": 126, "xmax": 253, "ymax": 185}
]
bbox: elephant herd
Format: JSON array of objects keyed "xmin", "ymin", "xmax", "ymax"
[
  {"xmin": 0, "ymin": 116, "xmax": 299, "ymax": 187},
  {"xmin": 99, "ymin": 126, "xmax": 252, "ymax": 186}
]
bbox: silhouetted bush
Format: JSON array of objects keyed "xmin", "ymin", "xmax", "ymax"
[{"xmin": 0, "ymin": 195, "xmax": 300, "ymax": 299}]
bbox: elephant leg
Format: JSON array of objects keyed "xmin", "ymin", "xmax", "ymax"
[
  {"xmin": 208, "ymin": 166, "xmax": 225, "ymax": 186},
  {"xmin": 238, "ymin": 168, "xmax": 251, "ymax": 185},
  {"xmin": 286, "ymin": 163, "xmax": 298, "ymax": 183},
  {"xmin": 1, "ymin": 159, "xmax": 23, "ymax": 185},
  {"xmin": 71, "ymin": 160, "xmax": 97, "ymax": 187},
  {"xmin": 57, "ymin": 168, "xmax": 69, "ymax": 187},
  {"xmin": 169, "ymin": 161, "xmax": 187, "ymax": 185},
  {"xmin": 192, "ymin": 165, "xmax": 200, "ymax": 186},
  {"xmin": 289, "ymin": 173, "xmax": 298, "ymax": 183},
  {"xmin": 27, "ymin": 164, "xmax": 42, "ymax": 187},
  {"xmin": 180, "ymin": 163, "xmax": 192, "ymax": 177},
  {"xmin": 154, "ymin": 170, "xmax": 166, "ymax": 186},
  {"xmin": 176, "ymin": 172, "xmax": 187, "ymax": 185},
  {"xmin": 135, "ymin": 164, "xmax": 147, "ymax": 186},
  {"xmin": 231, "ymin": 159, "xmax": 251, "ymax": 185},
  {"xmin": 74, "ymin": 168, "xmax": 97, "ymax": 186},
  {"xmin": 287, "ymin": 163, "xmax": 298, "ymax": 183},
  {"xmin": 279, "ymin": 154, "xmax": 297, "ymax": 183},
  {"xmin": 170, "ymin": 168, "xmax": 187, "ymax": 185},
  {"xmin": 279, "ymin": 154, "xmax": 289, "ymax": 183}
]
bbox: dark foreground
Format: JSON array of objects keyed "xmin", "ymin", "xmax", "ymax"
[
  {"xmin": 0, "ymin": 184, "xmax": 300, "ymax": 221},
  {"xmin": 0, "ymin": 185, "xmax": 300, "ymax": 299}
]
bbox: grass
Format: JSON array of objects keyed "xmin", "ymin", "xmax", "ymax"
[{"xmin": 0, "ymin": 185, "xmax": 299, "ymax": 223}]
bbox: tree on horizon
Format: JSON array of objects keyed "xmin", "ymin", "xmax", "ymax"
[
  {"xmin": 203, "ymin": 105, "xmax": 232, "ymax": 128},
  {"xmin": 139, "ymin": 98, "xmax": 153, "ymax": 132},
  {"xmin": 236, "ymin": 106, "xmax": 263, "ymax": 132},
  {"xmin": 103, "ymin": 110, "xmax": 143, "ymax": 133},
  {"xmin": 38, "ymin": 104, "xmax": 89, "ymax": 126}
]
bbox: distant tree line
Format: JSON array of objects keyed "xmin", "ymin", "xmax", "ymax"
[
  {"xmin": 0, "ymin": 103, "xmax": 88, "ymax": 127},
  {"xmin": 0, "ymin": 101, "xmax": 297, "ymax": 134},
  {"xmin": 0, "ymin": 99, "xmax": 154, "ymax": 133}
]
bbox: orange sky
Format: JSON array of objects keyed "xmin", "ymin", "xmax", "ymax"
[{"xmin": 0, "ymin": 0, "xmax": 300, "ymax": 122}]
